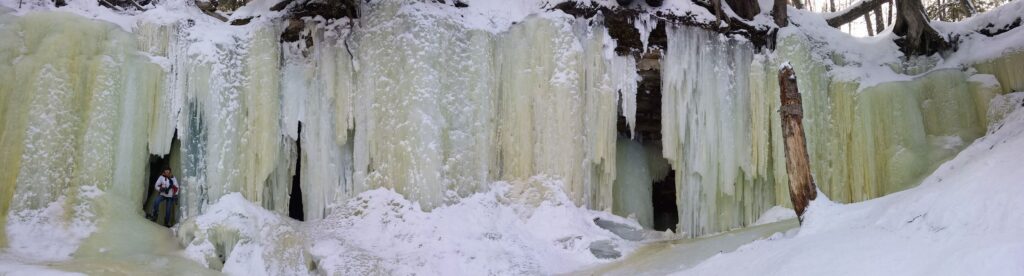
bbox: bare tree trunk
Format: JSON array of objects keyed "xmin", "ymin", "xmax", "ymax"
[
  {"xmin": 792, "ymin": 0, "xmax": 804, "ymax": 10},
  {"xmin": 893, "ymin": 0, "xmax": 949, "ymax": 55},
  {"xmin": 865, "ymin": 13, "xmax": 875, "ymax": 35},
  {"xmin": 778, "ymin": 64, "xmax": 818, "ymax": 222},
  {"xmin": 773, "ymin": 0, "xmax": 789, "ymax": 26},
  {"xmin": 726, "ymin": 0, "xmax": 760, "ymax": 20},
  {"xmin": 939, "ymin": 0, "xmax": 947, "ymax": 21},
  {"xmin": 888, "ymin": 0, "xmax": 893, "ymax": 24},
  {"xmin": 829, "ymin": 0, "xmax": 837, "ymax": 12},
  {"xmin": 714, "ymin": 0, "xmax": 723, "ymax": 25},
  {"xmin": 874, "ymin": 6, "xmax": 886, "ymax": 31}
]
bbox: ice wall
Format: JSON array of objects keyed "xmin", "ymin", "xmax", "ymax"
[
  {"xmin": 974, "ymin": 51, "xmax": 1024, "ymax": 94},
  {"xmin": 661, "ymin": 26, "xmax": 1003, "ymax": 237},
  {"xmin": 0, "ymin": 10, "xmax": 160, "ymax": 250},
  {"xmin": 343, "ymin": 3, "xmax": 626, "ymax": 211},
  {"xmin": 84, "ymin": 0, "xmax": 633, "ymax": 225},
  {"xmin": 757, "ymin": 33, "xmax": 993, "ymax": 205},
  {"xmin": 350, "ymin": 2, "xmax": 498, "ymax": 211}
]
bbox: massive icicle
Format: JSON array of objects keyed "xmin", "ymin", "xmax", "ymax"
[{"xmin": 661, "ymin": 25, "xmax": 768, "ymax": 237}]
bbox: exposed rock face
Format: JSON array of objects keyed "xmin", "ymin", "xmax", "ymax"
[{"xmin": 276, "ymin": 0, "xmax": 358, "ymax": 42}]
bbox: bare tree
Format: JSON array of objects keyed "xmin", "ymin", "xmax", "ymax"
[{"xmin": 827, "ymin": 0, "xmax": 949, "ymax": 54}]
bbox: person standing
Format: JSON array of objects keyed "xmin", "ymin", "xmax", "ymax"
[{"xmin": 150, "ymin": 168, "xmax": 179, "ymax": 227}]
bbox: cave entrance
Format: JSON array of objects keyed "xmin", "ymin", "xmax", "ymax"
[
  {"xmin": 144, "ymin": 130, "xmax": 180, "ymax": 227},
  {"xmin": 616, "ymin": 51, "xmax": 678, "ymax": 232},
  {"xmin": 651, "ymin": 169, "xmax": 677, "ymax": 231},
  {"xmin": 288, "ymin": 123, "xmax": 304, "ymax": 221}
]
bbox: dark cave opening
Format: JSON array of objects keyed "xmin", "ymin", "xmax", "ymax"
[
  {"xmin": 651, "ymin": 170, "xmax": 678, "ymax": 232},
  {"xmin": 614, "ymin": 49, "xmax": 678, "ymax": 232},
  {"xmin": 289, "ymin": 123, "xmax": 304, "ymax": 221},
  {"xmin": 144, "ymin": 129, "xmax": 180, "ymax": 227}
]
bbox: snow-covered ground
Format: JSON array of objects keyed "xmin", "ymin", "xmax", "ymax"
[{"xmin": 673, "ymin": 97, "xmax": 1024, "ymax": 275}]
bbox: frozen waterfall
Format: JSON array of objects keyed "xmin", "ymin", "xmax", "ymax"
[{"xmin": 0, "ymin": 1, "xmax": 1018, "ymax": 258}]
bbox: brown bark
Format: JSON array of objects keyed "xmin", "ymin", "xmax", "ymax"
[
  {"xmin": 778, "ymin": 64, "xmax": 818, "ymax": 222},
  {"xmin": 773, "ymin": 0, "xmax": 788, "ymax": 27}
]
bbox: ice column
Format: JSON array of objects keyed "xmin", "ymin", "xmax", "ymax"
[
  {"xmin": 290, "ymin": 21, "xmax": 357, "ymax": 220},
  {"xmin": 662, "ymin": 26, "xmax": 773, "ymax": 237}
]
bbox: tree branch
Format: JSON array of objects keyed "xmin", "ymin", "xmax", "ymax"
[{"xmin": 825, "ymin": 0, "xmax": 888, "ymax": 27}]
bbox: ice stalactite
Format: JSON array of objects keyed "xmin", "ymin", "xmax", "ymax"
[
  {"xmin": 633, "ymin": 13, "xmax": 656, "ymax": 52},
  {"xmin": 610, "ymin": 54, "xmax": 639, "ymax": 138},
  {"xmin": 661, "ymin": 25, "xmax": 770, "ymax": 237}
]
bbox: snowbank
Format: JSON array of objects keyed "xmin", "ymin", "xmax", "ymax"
[
  {"xmin": 181, "ymin": 177, "xmax": 647, "ymax": 275},
  {"xmin": 752, "ymin": 206, "xmax": 796, "ymax": 226},
  {"xmin": 319, "ymin": 177, "xmax": 653, "ymax": 274},
  {"xmin": 178, "ymin": 193, "xmax": 311, "ymax": 275},
  {"xmin": 676, "ymin": 102, "xmax": 1024, "ymax": 275}
]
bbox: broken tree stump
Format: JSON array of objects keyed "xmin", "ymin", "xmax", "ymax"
[{"xmin": 778, "ymin": 63, "xmax": 818, "ymax": 223}]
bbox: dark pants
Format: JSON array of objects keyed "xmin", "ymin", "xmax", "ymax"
[{"xmin": 151, "ymin": 196, "xmax": 176, "ymax": 226}]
